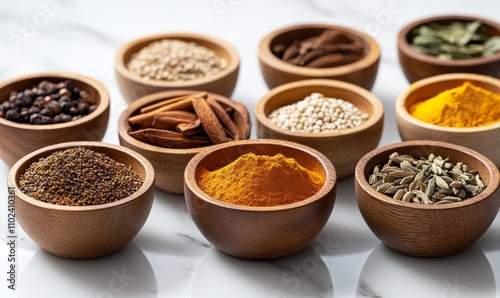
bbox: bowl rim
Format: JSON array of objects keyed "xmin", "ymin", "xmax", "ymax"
[
  {"xmin": 355, "ymin": 140, "xmax": 500, "ymax": 210},
  {"xmin": 8, "ymin": 141, "xmax": 155, "ymax": 211},
  {"xmin": 396, "ymin": 72, "xmax": 500, "ymax": 132},
  {"xmin": 258, "ymin": 23, "xmax": 381, "ymax": 76},
  {"xmin": 184, "ymin": 139, "xmax": 337, "ymax": 211},
  {"xmin": 397, "ymin": 14, "xmax": 500, "ymax": 67},
  {"xmin": 118, "ymin": 89, "xmax": 251, "ymax": 154},
  {"xmin": 255, "ymin": 78, "xmax": 384, "ymax": 137},
  {"xmin": 0, "ymin": 72, "xmax": 110, "ymax": 130},
  {"xmin": 114, "ymin": 32, "xmax": 240, "ymax": 87}
]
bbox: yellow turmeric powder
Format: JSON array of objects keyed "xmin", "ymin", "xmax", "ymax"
[
  {"xmin": 409, "ymin": 82, "xmax": 500, "ymax": 128},
  {"xmin": 197, "ymin": 152, "xmax": 324, "ymax": 207}
]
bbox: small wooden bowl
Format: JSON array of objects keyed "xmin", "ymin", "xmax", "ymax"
[
  {"xmin": 0, "ymin": 72, "xmax": 110, "ymax": 167},
  {"xmin": 258, "ymin": 23, "xmax": 380, "ymax": 90},
  {"xmin": 396, "ymin": 73, "xmax": 500, "ymax": 167},
  {"xmin": 184, "ymin": 139, "xmax": 337, "ymax": 260},
  {"xmin": 355, "ymin": 140, "xmax": 500, "ymax": 257},
  {"xmin": 398, "ymin": 15, "xmax": 500, "ymax": 83},
  {"xmin": 255, "ymin": 79, "xmax": 384, "ymax": 179},
  {"xmin": 115, "ymin": 32, "xmax": 240, "ymax": 104},
  {"xmin": 7, "ymin": 141, "xmax": 155, "ymax": 259},
  {"xmin": 118, "ymin": 90, "xmax": 251, "ymax": 194}
]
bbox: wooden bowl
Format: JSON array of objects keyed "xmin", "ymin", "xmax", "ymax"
[
  {"xmin": 184, "ymin": 139, "xmax": 337, "ymax": 260},
  {"xmin": 118, "ymin": 90, "xmax": 251, "ymax": 194},
  {"xmin": 355, "ymin": 140, "xmax": 500, "ymax": 257},
  {"xmin": 258, "ymin": 23, "xmax": 380, "ymax": 90},
  {"xmin": 0, "ymin": 72, "xmax": 110, "ymax": 167},
  {"xmin": 115, "ymin": 32, "xmax": 240, "ymax": 104},
  {"xmin": 397, "ymin": 15, "xmax": 500, "ymax": 83},
  {"xmin": 396, "ymin": 73, "xmax": 500, "ymax": 167},
  {"xmin": 7, "ymin": 141, "xmax": 155, "ymax": 259},
  {"xmin": 255, "ymin": 79, "xmax": 384, "ymax": 179}
]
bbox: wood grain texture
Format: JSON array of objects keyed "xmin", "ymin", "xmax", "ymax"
[
  {"xmin": 118, "ymin": 90, "xmax": 251, "ymax": 194},
  {"xmin": 183, "ymin": 139, "xmax": 337, "ymax": 260},
  {"xmin": 397, "ymin": 15, "xmax": 500, "ymax": 83},
  {"xmin": 395, "ymin": 73, "xmax": 500, "ymax": 167},
  {"xmin": 7, "ymin": 142, "xmax": 155, "ymax": 259},
  {"xmin": 0, "ymin": 72, "xmax": 110, "ymax": 167},
  {"xmin": 114, "ymin": 33, "xmax": 240, "ymax": 104},
  {"xmin": 354, "ymin": 140, "xmax": 500, "ymax": 257},
  {"xmin": 255, "ymin": 79, "xmax": 384, "ymax": 179},
  {"xmin": 258, "ymin": 23, "xmax": 380, "ymax": 91}
]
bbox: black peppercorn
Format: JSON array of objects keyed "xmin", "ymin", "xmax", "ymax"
[{"xmin": 2, "ymin": 79, "xmax": 96, "ymax": 125}]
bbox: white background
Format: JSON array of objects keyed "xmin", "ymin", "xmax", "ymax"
[{"xmin": 1, "ymin": 0, "xmax": 500, "ymax": 297}]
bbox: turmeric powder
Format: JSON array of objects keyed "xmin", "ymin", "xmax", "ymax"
[
  {"xmin": 197, "ymin": 152, "xmax": 324, "ymax": 207},
  {"xmin": 409, "ymin": 82, "xmax": 500, "ymax": 128}
]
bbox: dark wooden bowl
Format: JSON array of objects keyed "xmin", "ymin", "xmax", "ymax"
[
  {"xmin": 355, "ymin": 140, "xmax": 500, "ymax": 257},
  {"xmin": 184, "ymin": 139, "xmax": 337, "ymax": 260},
  {"xmin": 258, "ymin": 23, "xmax": 380, "ymax": 90},
  {"xmin": 397, "ymin": 15, "xmax": 500, "ymax": 83},
  {"xmin": 115, "ymin": 32, "xmax": 240, "ymax": 104},
  {"xmin": 0, "ymin": 72, "xmax": 110, "ymax": 167},
  {"xmin": 7, "ymin": 141, "xmax": 155, "ymax": 259}
]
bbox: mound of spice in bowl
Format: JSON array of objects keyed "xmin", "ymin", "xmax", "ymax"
[
  {"xmin": 368, "ymin": 152, "xmax": 486, "ymax": 205},
  {"xmin": 126, "ymin": 39, "xmax": 228, "ymax": 81},
  {"xmin": 19, "ymin": 147, "xmax": 142, "ymax": 206},
  {"xmin": 268, "ymin": 92, "xmax": 369, "ymax": 133},
  {"xmin": 271, "ymin": 29, "xmax": 365, "ymax": 68},
  {"xmin": 197, "ymin": 152, "xmax": 324, "ymax": 206},
  {"xmin": 409, "ymin": 82, "xmax": 500, "ymax": 128},
  {"xmin": 0, "ymin": 79, "xmax": 97, "ymax": 125}
]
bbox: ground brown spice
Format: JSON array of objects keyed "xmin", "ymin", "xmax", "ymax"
[{"xmin": 19, "ymin": 147, "xmax": 143, "ymax": 206}]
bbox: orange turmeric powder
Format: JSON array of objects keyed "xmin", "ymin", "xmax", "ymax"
[
  {"xmin": 197, "ymin": 152, "xmax": 324, "ymax": 207},
  {"xmin": 409, "ymin": 82, "xmax": 500, "ymax": 128}
]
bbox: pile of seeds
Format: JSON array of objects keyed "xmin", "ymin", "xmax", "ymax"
[
  {"xmin": 0, "ymin": 80, "xmax": 97, "ymax": 125},
  {"xmin": 268, "ymin": 92, "xmax": 369, "ymax": 133},
  {"xmin": 368, "ymin": 152, "xmax": 486, "ymax": 205},
  {"xmin": 19, "ymin": 147, "xmax": 143, "ymax": 206},
  {"xmin": 126, "ymin": 39, "xmax": 228, "ymax": 81}
]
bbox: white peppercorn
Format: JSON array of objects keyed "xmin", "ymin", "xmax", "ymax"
[{"xmin": 268, "ymin": 93, "xmax": 369, "ymax": 133}]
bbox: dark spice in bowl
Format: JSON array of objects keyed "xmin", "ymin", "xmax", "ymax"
[
  {"xmin": 19, "ymin": 147, "xmax": 142, "ymax": 206},
  {"xmin": 271, "ymin": 29, "xmax": 365, "ymax": 68},
  {"xmin": 0, "ymin": 79, "xmax": 97, "ymax": 125}
]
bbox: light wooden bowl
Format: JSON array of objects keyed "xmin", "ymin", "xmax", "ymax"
[
  {"xmin": 396, "ymin": 73, "xmax": 500, "ymax": 167},
  {"xmin": 255, "ymin": 79, "xmax": 384, "ymax": 179},
  {"xmin": 0, "ymin": 72, "xmax": 110, "ymax": 167},
  {"xmin": 118, "ymin": 90, "xmax": 251, "ymax": 194},
  {"xmin": 115, "ymin": 32, "xmax": 240, "ymax": 104},
  {"xmin": 184, "ymin": 139, "xmax": 337, "ymax": 260},
  {"xmin": 355, "ymin": 140, "xmax": 500, "ymax": 257},
  {"xmin": 7, "ymin": 141, "xmax": 155, "ymax": 259},
  {"xmin": 258, "ymin": 23, "xmax": 380, "ymax": 90},
  {"xmin": 398, "ymin": 15, "xmax": 500, "ymax": 83}
]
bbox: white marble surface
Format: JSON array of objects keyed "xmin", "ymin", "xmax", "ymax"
[{"xmin": 1, "ymin": 0, "xmax": 499, "ymax": 297}]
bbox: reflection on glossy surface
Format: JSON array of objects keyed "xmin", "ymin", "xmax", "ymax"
[
  {"xmin": 191, "ymin": 246, "xmax": 333, "ymax": 298},
  {"xmin": 18, "ymin": 242, "xmax": 157, "ymax": 298},
  {"xmin": 356, "ymin": 244, "xmax": 495, "ymax": 298}
]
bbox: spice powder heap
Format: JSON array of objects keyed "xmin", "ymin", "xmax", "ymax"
[
  {"xmin": 19, "ymin": 147, "xmax": 143, "ymax": 206},
  {"xmin": 410, "ymin": 82, "xmax": 500, "ymax": 128},
  {"xmin": 197, "ymin": 152, "xmax": 324, "ymax": 207},
  {"xmin": 126, "ymin": 39, "xmax": 228, "ymax": 82}
]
